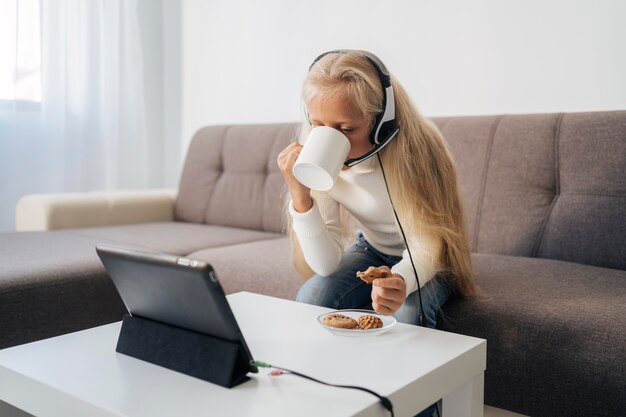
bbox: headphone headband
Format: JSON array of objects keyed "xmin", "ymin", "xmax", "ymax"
[
  {"xmin": 309, "ymin": 49, "xmax": 392, "ymax": 88},
  {"xmin": 308, "ymin": 49, "xmax": 400, "ymax": 166}
]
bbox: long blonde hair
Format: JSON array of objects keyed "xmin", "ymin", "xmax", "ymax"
[{"xmin": 292, "ymin": 51, "xmax": 478, "ymax": 297}]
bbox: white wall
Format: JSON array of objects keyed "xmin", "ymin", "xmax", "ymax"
[{"xmin": 181, "ymin": 0, "xmax": 626, "ymax": 150}]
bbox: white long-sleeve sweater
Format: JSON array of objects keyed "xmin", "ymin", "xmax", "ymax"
[{"xmin": 289, "ymin": 156, "xmax": 441, "ymax": 297}]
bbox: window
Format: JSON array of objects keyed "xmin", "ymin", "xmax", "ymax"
[{"xmin": 0, "ymin": 0, "xmax": 42, "ymax": 102}]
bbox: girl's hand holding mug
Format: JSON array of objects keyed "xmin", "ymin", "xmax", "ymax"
[
  {"xmin": 277, "ymin": 142, "xmax": 312, "ymax": 212},
  {"xmin": 279, "ymin": 127, "xmax": 351, "ymax": 213}
]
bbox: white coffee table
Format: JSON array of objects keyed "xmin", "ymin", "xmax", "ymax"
[{"xmin": 0, "ymin": 292, "xmax": 486, "ymax": 417}]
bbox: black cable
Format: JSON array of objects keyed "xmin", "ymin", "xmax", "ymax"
[
  {"xmin": 377, "ymin": 153, "xmax": 426, "ymax": 327},
  {"xmin": 253, "ymin": 361, "xmax": 394, "ymax": 416},
  {"xmin": 435, "ymin": 402, "xmax": 441, "ymax": 417}
]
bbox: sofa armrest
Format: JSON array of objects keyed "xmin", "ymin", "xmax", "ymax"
[{"xmin": 15, "ymin": 189, "xmax": 178, "ymax": 231}]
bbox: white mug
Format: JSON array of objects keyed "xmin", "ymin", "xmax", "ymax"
[{"xmin": 293, "ymin": 126, "xmax": 351, "ymax": 191}]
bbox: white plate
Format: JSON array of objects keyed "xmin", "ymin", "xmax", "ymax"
[{"xmin": 317, "ymin": 309, "xmax": 396, "ymax": 336}]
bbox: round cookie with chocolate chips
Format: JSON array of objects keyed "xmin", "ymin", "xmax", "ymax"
[{"xmin": 323, "ymin": 313, "xmax": 358, "ymax": 329}]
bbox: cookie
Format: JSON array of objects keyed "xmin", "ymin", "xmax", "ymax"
[
  {"xmin": 357, "ymin": 315, "xmax": 383, "ymax": 330},
  {"xmin": 323, "ymin": 313, "xmax": 358, "ymax": 329},
  {"xmin": 356, "ymin": 266, "xmax": 387, "ymax": 284}
]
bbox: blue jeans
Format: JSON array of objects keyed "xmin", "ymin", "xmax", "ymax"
[
  {"xmin": 296, "ymin": 231, "xmax": 455, "ymax": 329},
  {"xmin": 296, "ymin": 232, "xmax": 454, "ymax": 417}
]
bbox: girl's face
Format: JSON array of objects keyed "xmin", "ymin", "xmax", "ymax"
[{"xmin": 307, "ymin": 93, "xmax": 373, "ymax": 169}]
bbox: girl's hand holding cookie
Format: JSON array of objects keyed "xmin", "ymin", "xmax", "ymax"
[{"xmin": 370, "ymin": 266, "xmax": 406, "ymax": 316}]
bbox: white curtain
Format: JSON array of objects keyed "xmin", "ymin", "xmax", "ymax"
[{"xmin": 0, "ymin": 0, "xmax": 179, "ymax": 231}]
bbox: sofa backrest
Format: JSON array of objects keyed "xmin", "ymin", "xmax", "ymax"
[
  {"xmin": 432, "ymin": 111, "xmax": 626, "ymax": 271},
  {"xmin": 176, "ymin": 123, "xmax": 298, "ymax": 234},
  {"xmin": 177, "ymin": 111, "xmax": 625, "ymax": 271}
]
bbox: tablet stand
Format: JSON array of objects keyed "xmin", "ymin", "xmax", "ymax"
[{"xmin": 116, "ymin": 314, "xmax": 250, "ymax": 388}]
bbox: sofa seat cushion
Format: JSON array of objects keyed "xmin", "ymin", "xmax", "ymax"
[
  {"xmin": 189, "ymin": 237, "xmax": 303, "ymax": 301},
  {"xmin": 0, "ymin": 232, "xmax": 127, "ymax": 349},
  {"xmin": 0, "ymin": 222, "xmax": 284, "ymax": 349},
  {"xmin": 67, "ymin": 221, "xmax": 283, "ymax": 254},
  {"xmin": 441, "ymin": 253, "xmax": 626, "ymax": 417},
  {"xmin": 1, "ymin": 222, "xmax": 282, "ymax": 284}
]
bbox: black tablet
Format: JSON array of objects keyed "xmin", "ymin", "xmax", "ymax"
[{"xmin": 96, "ymin": 244, "xmax": 258, "ymax": 374}]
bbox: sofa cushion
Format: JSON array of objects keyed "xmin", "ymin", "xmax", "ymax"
[
  {"xmin": 68, "ymin": 222, "xmax": 283, "ymax": 254},
  {"xmin": 441, "ymin": 253, "xmax": 626, "ymax": 417},
  {"xmin": 0, "ymin": 232, "xmax": 127, "ymax": 349},
  {"xmin": 434, "ymin": 114, "xmax": 560, "ymax": 256},
  {"xmin": 431, "ymin": 115, "xmax": 501, "ymax": 249},
  {"xmin": 536, "ymin": 111, "xmax": 626, "ymax": 270},
  {"xmin": 432, "ymin": 111, "xmax": 626, "ymax": 271},
  {"xmin": 0, "ymin": 222, "xmax": 283, "ymax": 348},
  {"xmin": 471, "ymin": 114, "xmax": 559, "ymax": 256},
  {"xmin": 1, "ymin": 231, "xmax": 113, "ymax": 282},
  {"xmin": 188, "ymin": 237, "xmax": 302, "ymax": 301},
  {"xmin": 436, "ymin": 114, "xmax": 560, "ymax": 256},
  {"xmin": 175, "ymin": 123, "xmax": 298, "ymax": 233}
]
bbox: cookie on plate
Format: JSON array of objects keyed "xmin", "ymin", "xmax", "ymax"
[
  {"xmin": 323, "ymin": 313, "xmax": 358, "ymax": 329},
  {"xmin": 356, "ymin": 266, "xmax": 387, "ymax": 284},
  {"xmin": 357, "ymin": 315, "xmax": 383, "ymax": 330}
]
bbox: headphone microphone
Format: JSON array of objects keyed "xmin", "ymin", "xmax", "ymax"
[{"xmin": 307, "ymin": 50, "xmax": 400, "ymax": 167}]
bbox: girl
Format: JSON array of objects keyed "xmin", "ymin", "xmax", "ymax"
[{"xmin": 277, "ymin": 50, "xmax": 478, "ymax": 332}]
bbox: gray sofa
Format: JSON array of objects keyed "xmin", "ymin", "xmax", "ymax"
[{"xmin": 1, "ymin": 112, "xmax": 624, "ymax": 417}]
